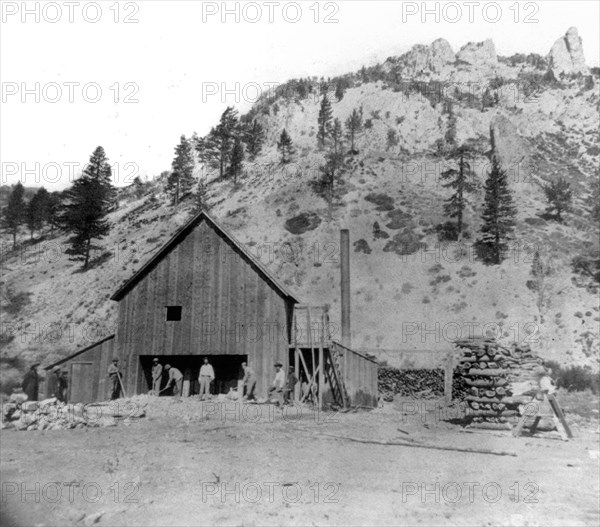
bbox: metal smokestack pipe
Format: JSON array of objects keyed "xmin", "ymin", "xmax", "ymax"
[{"xmin": 340, "ymin": 229, "xmax": 351, "ymax": 349}]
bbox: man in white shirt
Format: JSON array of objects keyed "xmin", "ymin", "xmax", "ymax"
[
  {"xmin": 151, "ymin": 358, "xmax": 163, "ymax": 395},
  {"xmin": 164, "ymin": 364, "xmax": 183, "ymax": 397},
  {"xmin": 198, "ymin": 357, "xmax": 215, "ymax": 400},
  {"xmin": 268, "ymin": 362, "xmax": 285, "ymax": 405},
  {"xmin": 242, "ymin": 362, "xmax": 257, "ymax": 401}
]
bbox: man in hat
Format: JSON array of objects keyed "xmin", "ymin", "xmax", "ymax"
[
  {"xmin": 47, "ymin": 366, "xmax": 63, "ymax": 402},
  {"xmin": 268, "ymin": 362, "xmax": 285, "ymax": 405},
  {"xmin": 22, "ymin": 363, "xmax": 40, "ymax": 401},
  {"xmin": 151, "ymin": 358, "xmax": 163, "ymax": 395},
  {"xmin": 48, "ymin": 366, "xmax": 65, "ymax": 402},
  {"xmin": 284, "ymin": 365, "xmax": 298, "ymax": 405},
  {"xmin": 241, "ymin": 362, "xmax": 257, "ymax": 401},
  {"xmin": 60, "ymin": 368, "xmax": 69, "ymax": 403},
  {"xmin": 164, "ymin": 364, "xmax": 183, "ymax": 397},
  {"xmin": 108, "ymin": 358, "xmax": 122, "ymax": 400},
  {"xmin": 198, "ymin": 357, "xmax": 215, "ymax": 400}
]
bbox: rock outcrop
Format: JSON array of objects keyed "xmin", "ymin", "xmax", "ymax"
[
  {"xmin": 393, "ymin": 38, "xmax": 455, "ymax": 77},
  {"xmin": 456, "ymin": 39, "xmax": 497, "ymax": 66},
  {"xmin": 547, "ymin": 27, "xmax": 589, "ymax": 77}
]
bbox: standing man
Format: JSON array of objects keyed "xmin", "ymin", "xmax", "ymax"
[
  {"xmin": 60, "ymin": 368, "xmax": 69, "ymax": 403},
  {"xmin": 164, "ymin": 364, "xmax": 183, "ymax": 397},
  {"xmin": 284, "ymin": 366, "xmax": 298, "ymax": 405},
  {"xmin": 268, "ymin": 362, "xmax": 285, "ymax": 406},
  {"xmin": 241, "ymin": 362, "xmax": 257, "ymax": 401},
  {"xmin": 22, "ymin": 363, "xmax": 40, "ymax": 402},
  {"xmin": 151, "ymin": 358, "xmax": 163, "ymax": 395},
  {"xmin": 198, "ymin": 357, "xmax": 215, "ymax": 400},
  {"xmin": 108, "ymin": 358, "xmax": 121, "ymax": 400},
  {"xmin": 47, "ymin": 366, "xmax": 62, "ymax": 401}
]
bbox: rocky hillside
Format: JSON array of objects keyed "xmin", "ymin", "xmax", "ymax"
[{"xmin": 1, "ymin": 28, "xmax": 599, "ymax": 389}]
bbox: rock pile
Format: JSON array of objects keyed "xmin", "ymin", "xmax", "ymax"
[
  {"xmin": 455, "ymin": 338, "xmax": 544, "ymax": 427},
  {"xmin": 1, "ymin": 397, "xmax": 145, "ymax": 431}
]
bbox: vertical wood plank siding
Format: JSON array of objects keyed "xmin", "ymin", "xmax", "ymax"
[
  {"xmin": 44, "ymin": 335, "xmax": 115, "ymax": 403},
  {"xmin": 115, "ymin": 220, "xmax": 291, "ymax": 396}
]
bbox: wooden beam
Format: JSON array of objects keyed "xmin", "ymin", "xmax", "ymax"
[{"xmin": 318, "ymin": 346, "xmax": 324, "ymax": 410}]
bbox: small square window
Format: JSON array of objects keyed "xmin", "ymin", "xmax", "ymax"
[{"xmin": 166, "ymin": 306, "xmax": 182, "ymax": 321}]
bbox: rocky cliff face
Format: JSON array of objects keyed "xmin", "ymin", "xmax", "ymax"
[
  {"xmin": 456, "ymin": 39, "xmax": 497, "ymax": 66},
  {"xmin": 547, "ymin": 27, "xmax": 589, "ymax": 77}
]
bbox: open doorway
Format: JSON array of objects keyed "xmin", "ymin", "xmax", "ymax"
[{"xmin": 138, "ymin": 355, "xmax": 247, "ymax": 397}]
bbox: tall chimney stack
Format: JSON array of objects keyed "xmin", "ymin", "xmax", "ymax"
[{"xmin": 340, "ymin": 229, "xmax": 351, "ymax": 348}]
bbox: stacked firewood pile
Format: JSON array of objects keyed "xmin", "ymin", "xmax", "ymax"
[
  {"xmin": 455, "ymin": 338, "xmax": 544, "ymax": 427},
  {"xmin": 378, "ymin": 367, "xmax": 468, "ymax": 402},
  {"xmin": 1, "ymin": 397, "xmax": 145, "ymax": 431}
]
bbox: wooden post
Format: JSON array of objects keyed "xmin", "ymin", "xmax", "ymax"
[
  {"xmin": 318, "ymin": 346, "xmax": 324, "ymax": 410},
  {"xmin": 444, "ymin": 353, "xmax": 454, "ymax": 404},
  {"xmin": 294, "ymin": 347, "xmax": 300, "ymax": 401},
  {"xmin": 340, "ymin": 230, "xmax": 351, "ymax": 349}
]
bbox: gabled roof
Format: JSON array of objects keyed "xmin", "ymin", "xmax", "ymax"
[
  {"xmin": 43, "ymin": 334, "xmax": 115, "ymax": 371},
  {"xmin": 110, "ymin": 210, "xmax": 299, "ymax": 303}
]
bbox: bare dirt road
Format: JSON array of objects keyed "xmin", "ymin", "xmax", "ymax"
[{"xmin": 1, "ymin": 396, "xmax": 599, "ymax": 527}]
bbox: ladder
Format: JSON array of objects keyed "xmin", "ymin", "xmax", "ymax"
[
  {"xmin": 291, "ymin": 305, "xmax": 350, "ymax": 409},
  {"xmin": 326, "ymin": 343, "xmax": 349, "ymax": 408}
]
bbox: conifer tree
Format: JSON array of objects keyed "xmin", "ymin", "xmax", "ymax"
[
  {"xmin": 201, "ymin": 107, "xmax": 240, "ymax": 179},
  {"xmin": 440, "ymin": 144, "xmax": 477, "ymax": 239},
  {"xmin": 2, "ymin": 182, "xmax": 25, "ymax": 248},
  {"xmin": 543, "ymin": 177, "xmax": 573, "ymax": 222},
  {"xmin": 478, "ymin": 156, "xmax": 516, "ymax": 265},
  {"xmin": 345, "ymin": 107, "xmax": 363, "ymax": 154},
  {"xmin": 317, "ymin": 94, "xmax": 333, "ymax": 148},
  {"xmin": 335, "ymin": 80, "xmax": 345, "ymax": 101},
  {"xmin": 167, "ymin": 135, "xmax": 195, "ymax": 205},
  {"xmin": 61, "ymin": 146, "xmax": 115, "ymax": 268},
  {"xmin": 228, "ymin": 137, "xmax": 244, "ymax": 184},
  {"xmin": 25, "ymin": 192, "xmax": 44, "ymax": 239},
  {"xmin": 277, "ymin": 129, "xmax": 295, "ymax": 164},
  {"xmin": 244, "ymin": 119, "xmax": 265, "ymax": 159}
]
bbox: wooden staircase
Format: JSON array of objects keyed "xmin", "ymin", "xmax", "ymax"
[{"xmin": 325, "ymin": 344, "xmax": 349, "ymax": 408}]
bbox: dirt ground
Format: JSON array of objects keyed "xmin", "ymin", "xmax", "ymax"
[{"xmin": 1, "ymin": 396, "xmax": 599, "ymax": 527}]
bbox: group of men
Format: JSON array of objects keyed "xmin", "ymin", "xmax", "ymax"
[
  {"xmin": 150, "ymin": 357, "xmax": 215, "ymax": 399},
  {"xmin": 20, "ymin": 363, "xmax": 68, "ymax": 403},
  {"xmin": 145, "ymin": 358, "xmax": 298, "ymax": 404}
]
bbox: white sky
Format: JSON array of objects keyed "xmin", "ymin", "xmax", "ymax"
[{"xmin": 1, "ymin": 0, "xmax": 599, "ymax": 190}]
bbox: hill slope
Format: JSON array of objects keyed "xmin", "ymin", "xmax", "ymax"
[{"xmin": 1, "ymin": 28, "xmax": 599, "ymax": 389}]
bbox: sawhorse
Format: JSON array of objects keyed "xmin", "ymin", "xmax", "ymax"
[{"xmin": 512, "ymin": 392, "xmax": 573, "ymax": 440}]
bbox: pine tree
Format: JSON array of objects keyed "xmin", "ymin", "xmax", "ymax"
[
  {"xmin": 345, "ymin": 107, "xmax": 363, "ymax": 154},
  {"xmin": 244, "ymin": 119, "xmax": 265, "ymax": 159},
  {"xmin": 202, "ymin": 107, "xmax": 240, "ymax": 179},
  {"xmin": 311, "ymin": 149, "xmax": 345, "ymax": 220},
  {"xmin": 543, "ymin": 177, "xmax": 573, "ymax": 222},
  {"xmin": 335, "ymin": 80, "xmax": 345, "ymax": 101},
  {"xmin": 25, "ymin": 192, "xmax": 44, "ymax": 239},
  {"xmin": 478, "ymin": 156, "xmax": 516, "ymax": 265},
  {"xmin": 317, "ymin": 94, "xmax": 333, "ymax": 148},
  {"xmin": 277, "ymin": 129, "xmax": 295, "ymax": 164},
  {"xmin": 61, "ymin": 146, "xmax": 115, "ymax": 268},
  {"xmin": 440, "ymin": 144, "xmax": 477, "ymax": 239},
  {"xmin": 331, "ymin": 118, "xmax": 343, "ymax": 154},
  {"xmin": 193, "ymin": 178, "xmax": 210, "ymax": 214},
  {"xmin": 167, "ymin": 135, "xmax": 195, "ymax": 205},
  {"xmin": 228, "ymin": 137, "xmax": 244, "ymax": 184},
  {"xmin": 2, "ymin": 182, "xmax": 25, "ymax": 248}
]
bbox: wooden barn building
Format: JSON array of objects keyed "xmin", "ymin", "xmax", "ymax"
[{"xmin": 44, "ymin": 211, "xmax": 378, "ymax": 407}]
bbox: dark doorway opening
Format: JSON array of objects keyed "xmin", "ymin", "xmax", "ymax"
[{"xmin": 138, "ymin": 355, "xmax": 247, "ymax": 397}]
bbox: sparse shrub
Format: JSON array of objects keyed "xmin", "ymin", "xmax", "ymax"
[
  {"xmin": 545, "ymin": 361, "xmax": 600, "ymax": 394},
  {"xmin": 353, "ymin": 239, "xmax": 371, "ymax": 254}
]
